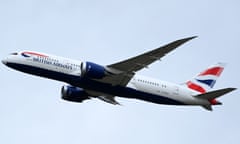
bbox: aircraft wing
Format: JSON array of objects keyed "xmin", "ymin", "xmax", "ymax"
[
  {"xmin": 85, "ymin": 90, "xmax": 120, "ymax": 105},
  {"xmin": 97, "ymin": 95, "xmax": 120, "ymax": 105},
  {"xmin": 103, "ymin": 36, "xmax": 197, "ymax": 86}
]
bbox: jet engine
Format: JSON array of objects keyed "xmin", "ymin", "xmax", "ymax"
[
  {"xmin": 61, "ymin": 85, "xmax": 90, "ymax": 102},
  {"xmin": 81, "ymin": 61, "xmax": 112, "ymax": 79}
]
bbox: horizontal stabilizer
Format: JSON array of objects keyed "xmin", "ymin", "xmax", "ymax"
[
  {"xmin": 195, "ymin": 88, "xmax": 236, "ymax": 100},
  {"xmin": 202, "ymin": 105, "xmax": 213, "ymax": 111}
]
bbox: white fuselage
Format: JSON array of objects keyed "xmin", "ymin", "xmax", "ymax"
[{"xmin": 2, "ymin": 51, "xmax": 210, "ymax": 106}]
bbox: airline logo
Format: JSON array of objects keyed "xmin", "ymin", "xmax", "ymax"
[
  {"xmin": 21, "ymin": 52, "xmax": 48, "ymax": 58},
  {"xmin": 187, "ymin": 63, "xmax": 225, "ymax": 93},
  {"xmin": 21, "ymin": 51, "xmax": 74, "ymax": 70}
]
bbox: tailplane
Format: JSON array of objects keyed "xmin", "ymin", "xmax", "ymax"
[
  {"xmin": 197, "ymin": 88, "xmax": 236, "ymax": 111},
  {"xmin": 184, "ymin": 63, "xmax": 236, "ymax": 111}
]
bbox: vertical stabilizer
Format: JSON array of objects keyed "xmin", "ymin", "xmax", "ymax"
[{"xmin": 185, "ymin": 62, "xmax": 226, "ymax": 93}]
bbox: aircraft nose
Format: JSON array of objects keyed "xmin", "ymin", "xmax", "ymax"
[{"xmin": 2, "ymin": 59, "xmax": 7, "ymax": 65}]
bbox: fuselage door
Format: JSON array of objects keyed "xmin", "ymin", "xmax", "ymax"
[{"xmin": 173, "ymin": 86, "xmax": 179, "ymax": 96}]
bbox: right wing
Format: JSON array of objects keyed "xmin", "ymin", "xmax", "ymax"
[
  {"xmin": 103, "ymin": 36, "xmax": 197, "ymax": 86},
  {"xmin": 108, "ymin": 36, "xmax": 197, "ymax": 73}
]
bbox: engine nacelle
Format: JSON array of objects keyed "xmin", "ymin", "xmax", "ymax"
[
  {"xmin": 81, "ymin": 61, "xmax": 109, "ymax": 79},
  {"xmin": 61, "ymin": 85, "xmax": 89, "ymax": 102}
]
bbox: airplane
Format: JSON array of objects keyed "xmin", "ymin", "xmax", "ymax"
[{"xmin": 2, "ymin": 36, "xmax": 236, "ymax": 111}]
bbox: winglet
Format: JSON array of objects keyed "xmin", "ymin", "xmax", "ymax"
[
  {"xmin": 163, "ymin": 36, "xmax": 198, "ymax": 52},
  {"xmin": 187, "ymin": 36, "xmax": 198, "ymax": 40}
]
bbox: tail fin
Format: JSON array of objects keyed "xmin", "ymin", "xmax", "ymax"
[{"xmin": 185, "ymin": 62, "xmax": 226, "ymax": 94}]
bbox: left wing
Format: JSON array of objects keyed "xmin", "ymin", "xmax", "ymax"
[
  {"xmin": 103, "ymin": 36, "xmax": 197, "ymax": 86},
  {"xmin": 85, "ymin": 89, "xmax": 120, "ymax": 105},
  {"xmin": 97, "ymin": 95, "xmax": 120, "ymax": 105}
]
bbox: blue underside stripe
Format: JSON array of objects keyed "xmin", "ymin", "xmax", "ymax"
[{"xmin": 6, "ymin": 62, "xmax": 185, "ymax": 105}]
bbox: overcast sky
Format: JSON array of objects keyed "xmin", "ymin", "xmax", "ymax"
[{"xmin": 1, "ymin": 0, "xmax": 239, "ymax": 144}]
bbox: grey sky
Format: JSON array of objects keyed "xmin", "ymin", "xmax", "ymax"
[{"xmin": 1, "ymin": 0, "xmax": 239, "ymax": 144}]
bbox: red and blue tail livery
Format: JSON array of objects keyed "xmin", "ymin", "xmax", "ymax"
[
  {"xmin": 186, "ymin": 63, "xmax": 226, "ymax": 93},
  {"xmin": 2, "ymin": 37, "xmax": 236, "ymax": 111}
]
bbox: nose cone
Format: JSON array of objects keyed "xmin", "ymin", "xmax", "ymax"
[{"xmin": 2, "ymin": 59, "xmax": 7, "ymax": 65}]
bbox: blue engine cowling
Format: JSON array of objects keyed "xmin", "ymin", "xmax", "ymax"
[
  {"xmin": 81, "ymin": 61, "xmax": 108, "ymax": 79},
  {"xmin": 61, "ymin": 85, "xmax": 90, "ymax": 102}
]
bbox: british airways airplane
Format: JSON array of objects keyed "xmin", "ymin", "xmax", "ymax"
[{"xmin": 2, "ymin": 37, "xmax": 236, "ymax": 111}]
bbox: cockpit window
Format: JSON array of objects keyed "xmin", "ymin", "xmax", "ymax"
[{"xmin": 10, "ymin": 52, "xmax": 18, "ymax": 55}]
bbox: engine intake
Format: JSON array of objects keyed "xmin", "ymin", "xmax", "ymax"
[
  {"xmin": 61, "ymin": 85, "xmax": 89, "ymax": 102},
  {"xmin": 81, "ymin": 61, "xmax": 111, "ymax": 79}
]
